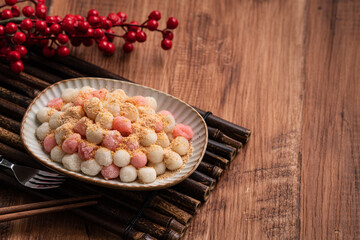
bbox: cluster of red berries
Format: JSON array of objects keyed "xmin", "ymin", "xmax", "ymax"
[{"xmin": 0, "ymin": 0, "xmax": 178, "ymax": 73}]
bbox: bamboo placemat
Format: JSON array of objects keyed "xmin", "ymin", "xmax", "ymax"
[{"xmin": 0, "ymin": 50, "xmax": 250, "ymax": 240}]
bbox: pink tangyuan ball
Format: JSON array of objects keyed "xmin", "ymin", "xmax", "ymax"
[
  {"xmin": 73, "ymin": 91, "xmax": 92, "ymax": 107},
  {"xmin": 78, "ymin": 142, "xmax": 96, "ymax": 160},
  {"xmin": 172, "ymin": 123, "xmax": 194, "ymax": 140},
  {"xmin": 130, "ymin": 151, "xmax": 147, "ymax": 168},
  {"xmin": 43, "ymin": 134, "xmax": 57, "ymax": 153},
  {"xmin": 47, "ymin": 98, "xmax": 64, "ymax": 111},
  {"xmin": 155, "ymin": 121, "xmax": 163, "ymax": 133},
  {"xmin": 73, "ymin": 119, "xmax": 87, "ymax": 136},
  {"xmin": 132, "ymin": 96, "xmax": 146, "ymax": 106},
  {"xmin": 91, "ymin": 88, "xmax": 108, "ymax": 100},
  {"xmin": 102, "ymin": 130, "xmax": 123, "ymax": 151},
  {"xmin": 112, "ymin": 116, "xmax": 132, "ymax": 136},
  {"xmin": 62, "ymin": 133, "xmax": 81, "ymax": 154},
  {"xmin": 101, "ymin": 164, "xmax": 120, "ymax": 180},
  {"xmin": 125, "ymin": 140, "xmax": 140, "ymax": 151},
  {"xmin": 158, "ymin": 110, "xmax": 174, "ymax": 117}
]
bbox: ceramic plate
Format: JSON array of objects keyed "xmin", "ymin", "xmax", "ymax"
[{"xmin": 21, "ymin": 78, "xmax": 208, "ymax": 190}]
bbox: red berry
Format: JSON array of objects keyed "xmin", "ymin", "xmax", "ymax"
[
  {"xmin": 125, "ymin": 31, "xmax": 136, "ymax": 43},
  {"xmin": 147, "ymin": 19, "xmax": 158, "ymax": 31},
  {"xmin": 136, "ymin": 31, "xmax": 147, "ymax": 42},
  {"xmin": 99, "ymin": 16, "xmax": 107, "ymax": 22},
  {"xmin": 101, "ymin": 19, "xmax": 112, "ymax": 29},
  {"xmin": 13, "ymin": 32, "xmax": 26, "ymax": 44},
  {"xmin": 22, "ymin": 6, "xmax": 34, "ymax": 17},
  {"xmin": 54, "ymin": 15, "xmax": 62, "ymax": 23},
  {"xmin": 163, "ymin": 31, "xmax": 174, "ymax": 40},
  {"xmin": 77, "ymin": 21, "xmax": 89, "ymax": 32},
  {"xmin": 35, "ymin": 4, "xmax": 47, "ymax": 19},
  {"xmin": 10, "ymin": 60, "xmax": 24, "ymax": 73},
  {"xmin": 117, "ymin": 12, "xmax": 127, "ymax": 22},
  {"xmin": 0, "ymin": 46, "xmax": 11, "ymax": 55},
  {"xmin": 88, "ymin": 9, "xmax": 99, "ymax": 17},
  {"xmin": 75, "ymin": 15, "xmax": 84, "ymax": 21},
  {"xmin": 0, "ymin": 26, "xmax": 4, "ymax": 35},
  {"xmin": 35, "ymin": 20, "xmax": 47, "ymax": 32},
  {"xmin": 46, "ymin": 16, "xmax": 56, "ymax": 23},
  {"xmin": 105, "ymin": 29, "xmax": 115, "ymax": 42},
  {"xmin": 93, "ymin": 28, "xmax": 105, "ymax": 39},
  {"xmin": 1, "ymin": 9, "xmax": 13, "ymax": 19},
  {"xmin": 8, "ymin": 51, "xmax": 21, "ymax": 62},
  {"xmin": 39, "ymin": 39, "xmax": 49, "ymax": 47},
  {"xmin": 104, "ymin": 42, "xmax": 115, "ymax": 55},
  {"xmin": 20, "ymin": 19, "xmax": 33, "ymax": 30},
  {"xmin": 50, "ymin": 23, "xmax": 61, "ymax": 34},
  {"xmin": 128, "ymin": 21, "xmax": 139, "ymax": 32},
  {"xmin": 57, "ymin": 34, "xmax": 69, "ymax": 44},
  {"xmin": 88, "ymin": 15, "xmax": 100, "ymax": 26},
  {"xmin": 42, "ymin": 46, "xmax": 55, "ymax": 57},
  {"xmin": 149, "ymin": 10, "xmax": 161, "ymax": 20},
  {"xmin": 43, "ymin": 27, "xmax": 51, "ymax": 35},
  {"xmin": 107, "ymin": 13, "xmax": 119, "ymax": 24},
  {"xmin": 57, "ymin": 46, "xmax": 69, "ymax": 57},
  {"xmin": 11, "ymin": 6, "xmax": 20, "ymax": 17},
  {"xmin": 123, "ymin": 42, "xmax": 133, "ymax": 53},
  {"xmin": 98, "ymin": 35, "xmax": 107, "ymax": 42},
  {"xmin": 70, "ymin": 38, "xmax": 82, "ymax": 47},
  {"xmin": 98, "ymin": 40, "xmax": 108, "ymax": 51},
  {"xmin": 86, "ymin": 28, "xmax": 94, "ymax": 36},
  {"xmin": 14, "ymin": 45, "xmax": 27, "ymax": 57},
  {"xmin": 161, "ymin": 39, "xmax": 172, "ymax": 50},
  {"xmin": 5, "ymin": 0, "xmax": 17, "ymax": 6},
  {"xmin": 62, "ymin": 19, "xmax": 75, "ymax": 31},
  {"xmin": 5, "ymin": 22, "xmax": 17, "ymax": 34},
  {"xmin": 167, "ymin": 17, "xmax": 178, "ymax": 29},
  {"xmin": 82, "ymin": 38, "xmax": 94, "ymax": 47}
]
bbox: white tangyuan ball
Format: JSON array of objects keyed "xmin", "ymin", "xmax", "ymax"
[
  {"xmin": 138, "ymin": 167, "xmax": 157, "ymax": 183},
  {"xmin": 61, "ymin": 88, "xmax": 79, "ymax": 102},
  {"xmin": 164, "ymin": 150, "xmax": 183, "ymax": 170},
  {"xmin": 49, "ymin": 111, "xmax": 65, "ymax": 129},
  {"xmin": 50, "ymin": 146, "xmax": 66, "ymax": 163},
  {"xmin": 104, "ymin": 102, "xmax": 120, "ymax": 116},
  {"xmin": 120, "ymin": 103, "xmax": 139, "ymax": 122},
  {"xmin": 95, "ymin": 111, "xmax": 114, "ymax": 129},
  {"xmin": 137, "ymin": 106, "xmax": 155, "ymax": 115},
  {"xmin": 148, "ymin": 162, "xmax": 166, "ymax": 176},
  {"xmin": 36, "ymin": 122, "xmax": 51, "ymax": 140},
  {"xmin": 156, "ymin": 133, "xmax": 170, "ymax": 148},
  {"xmin": 61, "ymin": 102, "xmax": 74, "ymax": 112},
  {"xmin": 113, "ymin": 150, "xmax": 131, "ymax": 167},
  {"xmin": 84, "ymin": 97, "xmax": 103, "ymax": 120},
  {"xmin": 163, "ymin": 114, "xmax": 175, "ymax": 133},
  {"xmin": 65, "ymin": 106, "xmax": 84, "ymax": 119},
  {"xmin": 62, "ymin": 154, "xmax": 82, "ymax": 172},
  {"xmin": 80, "ymin": 86, "xmax": 95, "ymax": 93},
  {"xmin": 94, "ymin": 148, "xmax": 113, "ymax": 166},
  {"xmin": 37, "ymin": 107, "xmax": 57, "ymax": 123},
  {"xmin": 139, "ymin": 129, "xmax": 157, "ymax": 147},
  {"xmin": 147, "ymin": 145, "xmax": 164, "ymax": 163},
  {"xmin": 145, "ymin": 97, "xmax": 157, "ymax": 110},
  {"xmin": 86, "ymin": 125, "xmax": 104, "ymax": 144},
  {"xmin": 54, "ymin": 123, "xmax": 73, "ymax": 144},
  {"xmin": 119, "ymin": 165, "xmax": 137, "ymax": 182},
  {"xmin": 171, "ymin": 136, "xmax": 190, "ymax": 156},
  {"xmin": 81, "ymin": 159, "xmax": 102, "ymax": 176}
]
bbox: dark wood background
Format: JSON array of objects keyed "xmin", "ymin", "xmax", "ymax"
[{"xmin": 1, "ymin": 0, "xmax": 359, "ymax": 239}]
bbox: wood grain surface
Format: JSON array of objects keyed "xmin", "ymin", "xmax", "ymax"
[{"xmin": 1, "ymin": 0, "xmax": 359, "ymax": 239}]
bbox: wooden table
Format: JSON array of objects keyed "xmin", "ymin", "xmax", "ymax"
[{"xmin": 1, "ymin": 0, "xmax": 359, "ymax": 239}]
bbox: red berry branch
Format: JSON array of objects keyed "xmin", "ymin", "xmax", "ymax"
[{"xmin": 0, "ymin": 0, "xmax": 178, "ymax": 73}]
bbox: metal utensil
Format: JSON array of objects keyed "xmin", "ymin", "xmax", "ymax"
[{"xmin": 0, "ymin": 155, "xmax": 65, "ymax": 189}]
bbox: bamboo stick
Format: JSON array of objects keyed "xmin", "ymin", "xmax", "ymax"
[
  {"xmin": 0, "ymin": 86, "xmax": 32, "ymax": 108},
  {"xmin": 207, "ymin": 126, "xmax": 243, "ymax": 150},
  {"xmin": 207, "ymin": 139, "xmax": 237, "ymax": 161},
  {"xmin": 197, "ymin": 161, "xmax": 223, "ymax": 180},
  {"xmin": 0, "ymin": 98, "xmax": 26, "ymax": 120},
  {"xmin": 159, "ymin": 189, "xmax": 201, "ymax": 215},
  {"xmin": 0, "ymin": 126, "xmax": 24, "ymax": 150},
  {"xmin": 203, "ymin": 151, "xmax": 229, "ymax": 169},
  {"xmin": 189, "ymin": 171, "xmax": 216, "ymax": 190},
  {"xmin": 0, "ymin": 114, "xmax": 21, "ymax": 134},
  {"xmin": 172, "ymin": 178, "xmax": 210, "ymax": 202},
  {"xmin": 0, "ymin": 72, "xmax": 38, "ymax": 98}
]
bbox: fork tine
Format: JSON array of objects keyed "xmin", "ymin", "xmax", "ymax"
[
  {"xmin": 37, "ymin": 170, "xmax": 66, "ymax": 178},
  {"xmin": 33, "ymin": 174, "xmax": 66, "ymax": 182},
  {"xmin": 24, "ymin": 181, "xmax": 61, "ymax": 189},
  {"xmin": 29, "ymin": 178, "xmax": 64, "ymax": 185}
]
